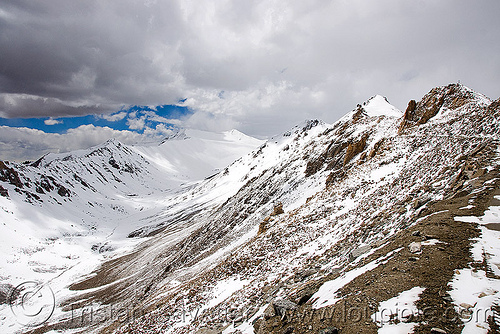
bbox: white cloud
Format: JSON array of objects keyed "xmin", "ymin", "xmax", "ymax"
[
  {"xmin": 143, "ymin": 124, "xmax": 177, "ymax": 138},
  {"xmin": 146, "ymin": 112, "xmax": 183, "ymax": 126},
  {"xmin": 184, "ymin": 111, "xmax": 239, "ymax": 134},
  {"xmin": 182, "ymin": 80, "xmax": 333, "ymax": 136},
  {"xmin": 123, "ymin": 109, "xmax": 184, "ymax": 132},
  {"xmin": 44, "ymin": 118, "xmax": 63, "ymax": 125},
  {"xmin": 100, "ymin": 111, "xmax": 128, "ymax": 122},
  {"xmin": 126, "ymin": 116, "xmax": 146, "ymax": 130},
  {"xmin": 1, "ymin": 0, "xmax": 499, "ymax": 142}
]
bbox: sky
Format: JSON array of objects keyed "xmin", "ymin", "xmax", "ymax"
[{"xmin": 1, "ymin": 0, "xmax": 499, "ymax": 161}]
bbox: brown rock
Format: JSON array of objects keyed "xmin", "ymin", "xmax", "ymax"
[
  {"xmin": 344, "ymin": 134, "xmax": 369, "ymax": 165},
  {"xmin": 271, "ymin": 203, "xmax": 284, "ymax": 216},
  {"xmin": 398, "ymin": 83, "xmax": 475, "ymax": 133},
  {"xmin": 404, "ymin": 99, "xmax": 417, "ymax": 121},
  {"xmin": 352, "ymin": 105, "xmax": 367, "ymax": 122},
  {"xmin": 369, "ymin": 138, "xmax": 385, "ymax": 159},
  {"xmin": 0, "ymin": 185, "xmax": 8, "ymax": 198},
  {"xmin": 196, "ymin": 329, "xmax": 221, "ymax": 334},
  {"xmin": 263, "ymin": 303, "xmax": 276, "ymax": 319},
  {"xmin": 258, "ymin": 220, "xmax": 268, "ymax": 235}
]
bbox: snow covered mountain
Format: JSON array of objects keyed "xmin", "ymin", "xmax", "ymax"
[
  {"xmin": 0, "ymin": 129, "xmax": 263, "ymax": 332},
  {"xmin": 134, "ymin": 129, "xmax": 263, "ymax": 183},
  {"xmin": 2, "ymin": 83, "xmax": 500, "ymax": 334}
]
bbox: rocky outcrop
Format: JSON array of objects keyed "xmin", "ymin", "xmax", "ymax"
[
  {"xmin": 398, "ymin": 99, "xmax": 417, "ymax": 132},
  {"xmin": 306, "ymin": 132, "xmax": 368, "ymax": 178},
  {"xmin": 343, "ymin": 133, "xmax": 369, "ymax": 165},
  {"xmin": 305, "ymin": 141, "xmax": 349, "ymax": 177},
  {"xmin": 369, "ymin": 138, "xmax": 385, "ymax": 159},
  {"xmin": 399, "ymin": 83, "xmax": 482, "ymax": 133},
  {"xmin": 271, "ymin": 202, "xmax": 284, "ymax": 216},
  {"xmin": 0, "ymin": 185, "xmax": 8, "ymax": 197},
  {"xmin": 0, "ymin": 161, "xmax": 23, "ymax": 188},
  {"xmin": 352, "ymin": 104, "xmax": 367, "ymax": 122},
  {"xmin": 272, "ymin": 299, "xmax": 297, "ymax": 319}
]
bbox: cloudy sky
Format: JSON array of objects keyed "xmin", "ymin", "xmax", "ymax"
[{"xmin": 1, "ymin": 0, "xmax": 499, "ymax": 160}]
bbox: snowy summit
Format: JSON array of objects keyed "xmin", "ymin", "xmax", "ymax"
[{"xmin": 363, "ymin": 95, "xmax": 403, "ymax": 118}]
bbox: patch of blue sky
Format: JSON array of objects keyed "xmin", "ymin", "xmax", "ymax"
[{"xmin": 0, "ymin": 104, "xmax": 192, "ymax": 134}]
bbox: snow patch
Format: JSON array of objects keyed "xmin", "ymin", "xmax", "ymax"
[
  {"xmin": 370, "ymin": 163, "xmax": 398, "ymax": 182},
  {"xmin": 372, "ymin": 286, "xmax": 425, "ymax": 333},
  {"xmin": 364, "ymin": 95, "xmax": 402, "ymax": 118},
  {"xmin": 205, "ymin": 276, "xmax": 251, "ymax": 310},
  {"xmin": 450, "ymin": 204, "xmax": 500, "ymax": 332},
  {"xmin": 222, "ymin": 304, "xmax": 268, "ymax": 334},
  {"xmin": 449, "ymin": 269, "xmax": 499, "ymax": 333},
  {"xmin": 312, "ymin": 248, "xmax": 402, "ymax": 309}
]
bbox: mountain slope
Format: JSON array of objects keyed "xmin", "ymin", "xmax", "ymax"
[
  {"xmin": 3, "ymin": 84, "xmax": 500, "ymax": 334},
  {"xmin": 133, "ymin": 129, "xmax": 263, "ymax": 183},
  {"xmin": 98, "ymin": 84, "xmax": 498, "ymax": 334}
]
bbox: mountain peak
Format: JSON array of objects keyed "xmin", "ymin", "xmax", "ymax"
[
  {"xmin": 103, "ymin": 137, "xmax": 123, "ymax": 147},
  {"xmin": 223, "ymin": 129, "xmax": 255, "ymax": 142},
  {"xmin": 349, "ymin": 95, "xmax": 402, "ymax": 122},
  {"xmin": 159, "ymin": 129, "xmax": 188, "ymax": 144},
  {"xmin": 362, "ymin": 95, "xmax": 402, "ymax": 118}
]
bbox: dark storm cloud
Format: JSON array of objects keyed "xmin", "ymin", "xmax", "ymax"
[
  {"xmin": 0, "ymin": 0, "xmax": 186, "ymax": 117},
  {"xmin": 0, "ymin": 0, "xmax": 499, "ymax": 136},
  {"xmin": 0, "ymin": 95, "xmax": 108, "ymax": 118}
]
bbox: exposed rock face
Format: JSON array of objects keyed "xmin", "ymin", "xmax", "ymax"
[
  {"xmin": 272, "ymin": 299, "xmax": 298, "ymax": 318},
  {"xmin": 343, "ymin": 133, "xmax": 369, "ymax": 165},
  {"xmin": 0, "ymin": 161, "xmax": 23, "ymax": 188},
  {"xmin": 352, "ymin": 104, "xmax": 367, "ymax": 122},
  {"xmin": 368, "ymin": 138, "xmax": 385, "ymax": 159},
  {"xmin": 271, "ymin": 202, "xmax": 284, "ymax": 216},
  {"xmin": 406, "ymin": 99, "xmax": 417, "ymax": 116},
  {"xmin": 399, "ymin": 83, "xmax": 488, "ymax": 133},
  {"xmin": 0, "ymin": 184, "xmax": 8, "ymax": 197}
]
